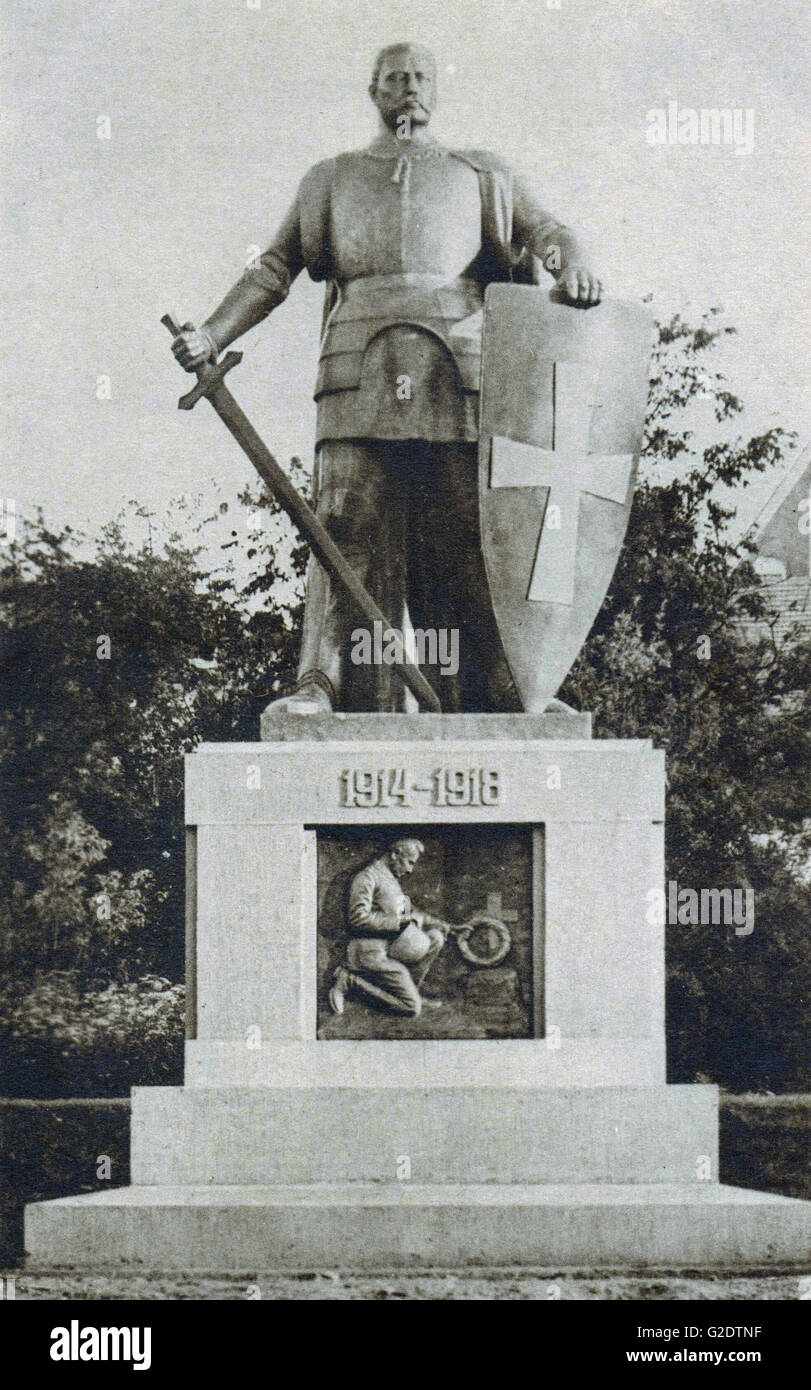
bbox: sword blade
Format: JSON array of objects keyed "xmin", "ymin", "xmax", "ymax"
[{"xmin": 163, "ymin": 317, "xmax": 441, "ymax": 712}]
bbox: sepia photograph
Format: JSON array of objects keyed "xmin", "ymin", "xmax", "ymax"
[{"xmin": 0, "ymin": 0, "xmax": 809, "ymax": 1349}]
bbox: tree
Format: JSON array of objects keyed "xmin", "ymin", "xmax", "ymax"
[
  {"xmin": 0, "ymin": 488, "xmax": 305, "ymax": 984},
  {"xmin": 561, "ymin": 307, "xmax": 811, "ymax": 1089}
]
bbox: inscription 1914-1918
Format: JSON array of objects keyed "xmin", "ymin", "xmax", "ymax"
[{"xmin": 340, "ymin": 766, "xmax": 503, "ymax": 808}]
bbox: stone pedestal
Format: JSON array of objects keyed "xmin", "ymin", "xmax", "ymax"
[{"xmin": 26, "ymin": 716, "xmax": 811, "ymax": 1269}]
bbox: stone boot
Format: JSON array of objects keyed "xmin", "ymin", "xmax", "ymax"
[{"xmin": 262, "ymin": 672, "xmax": 335, "ymax": 717}]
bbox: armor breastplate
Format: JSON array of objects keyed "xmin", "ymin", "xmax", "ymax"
[
  {"xmin": 307, "ymin": 144, "xmax": 503, "ymax": 441},
  {"xmin": 328, "ymin": 148, "xmax": 484, "ymax": 280}
]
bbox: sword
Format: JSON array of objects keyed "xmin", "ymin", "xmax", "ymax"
[{"xmin": 162, "ymin": 314, "xmax": 441, "ymax": 713}]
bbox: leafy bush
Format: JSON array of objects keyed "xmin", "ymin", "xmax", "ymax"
[
  {"xmin": 0, "ymin": 971, "xmax": 184, "ymax": 1097},
  {"xmin": 719, "ymin": 1095, "xmax": 811, "ymax": 1201}
]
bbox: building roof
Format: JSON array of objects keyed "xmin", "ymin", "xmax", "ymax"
[
  {"xmin": 747, "ymin": 444, "xmax": 810, "ymax": 580},
  {"xmin": 750, "ymin": 576, "xmax": 811, "ymax": 643},
  {"xmin": 738, "ymin": 445, "xmax": 811, "ymax": 647}
]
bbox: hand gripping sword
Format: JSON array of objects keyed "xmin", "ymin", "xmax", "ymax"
[{"xmin": 162, "ymin": 315, "xmax": 441, "ymax": 713}]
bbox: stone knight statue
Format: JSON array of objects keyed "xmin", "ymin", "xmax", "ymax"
[{"xmin": 172, "ymin": 42, "xmax": 603, "ymax": 713}]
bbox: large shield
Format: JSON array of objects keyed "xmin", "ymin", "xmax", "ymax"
[{"xmin": 478, "ymin": 286, "xmax": 653, "ymax": 711}]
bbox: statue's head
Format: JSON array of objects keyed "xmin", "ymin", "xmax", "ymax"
[
  {"xmin": 369, "ymin": 43, "xmax": 438, "ymax": 135},
  {"xmin": 387, "ymin": 837, "xmax": 425, "ymax": 877}
]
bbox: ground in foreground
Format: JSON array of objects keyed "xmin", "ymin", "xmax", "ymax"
[{"xmin": 7, "ymin": 1268, "xmax": 810, "ymax": 1300}]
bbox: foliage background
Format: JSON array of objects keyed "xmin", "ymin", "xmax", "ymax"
[{"xmin": 1, "ymin": 314, "xmax": 808, "ymax": 1096}]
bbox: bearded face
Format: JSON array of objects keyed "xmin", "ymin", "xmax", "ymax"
[{"xmin": 370, "ymin": 45, "xmax": 438, "ymax": 134}]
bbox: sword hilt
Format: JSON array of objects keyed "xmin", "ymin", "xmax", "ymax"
[{"xmin": 162, "ymin": 313, "xmax": 243, "ymax": 410}]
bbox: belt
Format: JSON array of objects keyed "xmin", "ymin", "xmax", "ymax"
[
  {"xmin": 340, "ymin": 272, "xmax": 479, "ymax": 296},
  {"xmin": 331, "ymin": 274, "xmax": 481, "ymax": 324}
]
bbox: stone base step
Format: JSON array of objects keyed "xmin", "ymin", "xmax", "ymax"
[
  {"xmin": 131, "ymin": 1085, "xmax": 718, "ymax": 1185},
  {"xmin": 259, "ymin": 710, "xmax": 593, "ymax": 742},
  {"xmin": 25, "ymin": 1183, "xmax": 811, "ymax": 1270},
  {"xmin": 185, "ymin": 1037, "xmax": 667, "ymax": 1088}
]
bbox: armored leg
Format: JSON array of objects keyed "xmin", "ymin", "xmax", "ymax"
[
  {"xmin": 295, "ymin": 438, "xmax": 520, "ymax": 712},
  {"xmin": 296, "ymin": 440, "xmax": 411, "ymax": 711},
  {"xmin": 407, "ymin": 442, "xmax": 521, "ymax": 712}
]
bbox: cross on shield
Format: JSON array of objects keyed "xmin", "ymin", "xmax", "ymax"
[
  {"xmin": 489, "ymin": 363, "xmax": 634, "ymax": 606},
  {"xmin": 478, "ymin": 286, "xmax": 653, "ymax": 711}
]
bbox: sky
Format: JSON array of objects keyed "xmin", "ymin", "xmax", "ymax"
[{"xmin": 2, "ymin": 0, "xmax": 809, "ymax": 551}]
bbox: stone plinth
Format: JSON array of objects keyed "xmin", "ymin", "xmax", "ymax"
[
  {"xmin": 25, "ymin": 715, "xmax": 811, "ymax": 1270},
  {"xmin": 181, "ymin": 726, "xmax": 667, "ymax": 1072}
]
